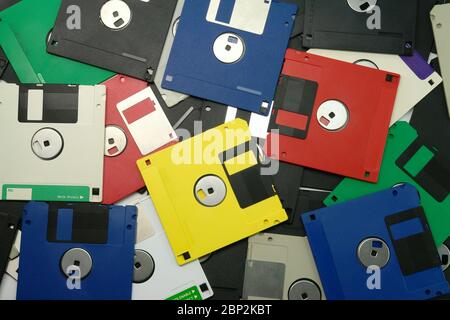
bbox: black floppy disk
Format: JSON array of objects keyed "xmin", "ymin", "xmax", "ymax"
[
  {"xmin": 411, "ymin": 58, "xmax": 450, "ymax": 159},
  {"xmin": 302, "ymin": 0, "xmax": 418, "ymax": 55},
  {"xmin": 296, "ymin": 189, "xmax": 329, "ymax": 215},
  {"xmin": 163, "ymin": 98, "xmax": 228, "ymax": 139},
  {"xmin": 200, "ymin": 240, "xmax": 248, "ymax": 300},
  {"xmin": 165, "ymin": 99, "xmax": 271, "ymax": 140},
  {"xmin": 47, "ymin": 0, "xmax": 178, "ymax": 81},
  {"xmin": 285, "ymin": 0, "xmax": 306, "ymax": 50},
  {"xmin": 266, "ymin": 159, "xmax": 335, "ymax": 237},
  {"xmin": 268, "ymin": 184, "xmax": 331, "ymax": 237},
  {"xmin": 267, "ymin": 161, "xmax": 305, "ymax": 236},
  {"xmin": 0, "ymin": 202, "xmax": 23, "ymax": 286}
]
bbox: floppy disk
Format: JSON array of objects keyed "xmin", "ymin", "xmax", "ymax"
[
  {"xmin": 155, "ymin": 0, "xmax": 189, "ymax": 107},
  {"xmin": 165, "ymin": 98, "xmax": 271, "ymax": 141},
  {"xmin": 284, "ymin": 0, "xmax": 305, "ymax": 51},
  {"xmin": 117, "ymin": 193, "xmax": 214, "ymax": 300},
  {"xmin": 271, "ymin": 162, "xmax": 303, "ymax": 221},
  {"xmin": 164, "ymin": 97, "xmax": 224, "ymax": 138},
  {"xmin": 308, "ymin": 49, "xmax": 442, "ymax": 125},
  {"xmin": 47, "ymin": 0, "xmax": 177, "ymax": 82},
  {"xmin": 0, "ymin": 83, "xmax": 106, "ymax": 202},
  {"xmin": 243, "ymin": 233, "xmax": 324, "ymax": 300},
  {"xmin": 137, "ymin": 119, "xmax": 288, "ymax": 265},
  {"xmin": 103, "ymin": 75, "xmax": 177, "ymax": 204},
  {"xmin": 266, "ymin": 161, "xmax": 307, "ymax": 237},
  {"xmin": 303, "ymin": 184, "xmax": 450, "ymax": 300},
  {"xmin": 269, "ymin": 188, "xmax": 331, "ymax": 237},
  {"xmin": 302, "ymin": 0, "xmax": 418, "ymax": 56},
  {"xmin": 0, "ymin": 0, "xmax": 114, "ymax": 84},
  {"xmin": 200, "ymin": 240, "xmax": 248, "ymax": 300},
  {"xmin": 325, "ymin": 122, "xmax": 450, "ymax": 246},
  {"xmin": 411, "ymin": 59, "xmax": 450, "ymax": 159},
  {"xmin": 296, "ymin": 189, "xmax": 329, "ymax": 215},
  {"xmin": 0, "ymin": 202, "xmax": 23, "ymax": 286},
  {"xmin": 17, "ymin": 202, "xmax": 137, "ymax": 300},
  {"xmin": 431, "ymin": 4, "xmax": 450, "ymax": 117},
  {"xmin": 439, "ymin": 237, "xmax": 450, "ymax": 283},
  {"xmin": 266, "ymin": 50, "xmax": 399, "ymax": 182},
  {"xmin": 162, "ymin": 0, "xmax": 297, "ymax": 116}
]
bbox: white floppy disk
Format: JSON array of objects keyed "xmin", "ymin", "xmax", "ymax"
[
  {"xmin": 0, "ymin": 83, "xmax": 105, "ymax": 202},
  {"xmin": 117, "ymin": 193, "xmax": 214, "ymax": 300}
]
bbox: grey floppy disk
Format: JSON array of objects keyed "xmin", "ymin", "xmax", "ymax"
[
  {"xmin": 0, "ymin": 83, "xmax": 106, "ymax": 202},
  {"xmin": 243, "ymin": 233, "xmax": 325, "ymax": 300}
]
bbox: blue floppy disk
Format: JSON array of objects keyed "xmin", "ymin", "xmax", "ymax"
[
  {"xmin": 302, "ymin": 184, "xmax": 450, "ymax": 300},
  {"xmin": 162, "ymin": 0, "xmax": 297, "ymax": 116},
  {"xmin": 17, "ymin": 202, "xmax": 137, "ymax": 300}
]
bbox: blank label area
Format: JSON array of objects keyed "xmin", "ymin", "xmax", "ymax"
[
  {"xmin": 27, "ymin": 90, "xmax": 44, "ymax": 121},
  {"xmin": 122, "ymin": 99, "xmax": 156, "ymax": 125},
  {"xmin": 6, "ymin": 188, "xmax": 32, "ymax": 200}
]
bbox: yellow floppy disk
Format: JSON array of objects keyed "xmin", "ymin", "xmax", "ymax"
[{"xmin": 137, "ymin": 119, "xmax": 287, "ymax": 265}]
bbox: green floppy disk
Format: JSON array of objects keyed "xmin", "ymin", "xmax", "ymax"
[
  {"xmin": 0, "ymin": 0, "xmax": 114, "ymax": 84},
  {"xmin": 324, "ymin": 122, "xmax": 450, "ymax": 246}
]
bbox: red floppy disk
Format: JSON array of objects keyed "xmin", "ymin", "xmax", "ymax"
[
  {"xmin": 266, "ymin": 50, "xmax": 400, "ymax": 182},
  {"xmin": 102, "ymin": 75, "xmax": 177, "ymax": 204}
]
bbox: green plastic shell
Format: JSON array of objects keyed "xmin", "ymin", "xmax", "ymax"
[{"xmin": 0, "ymin": 0, "xmax": 114, "ymax": 84}]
